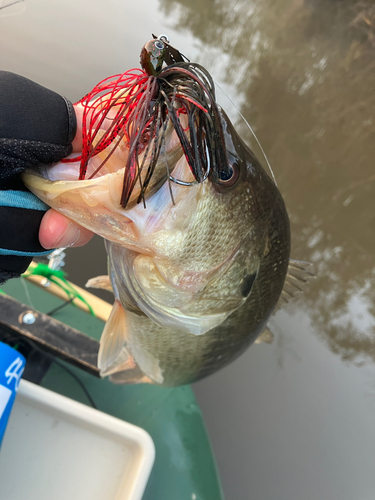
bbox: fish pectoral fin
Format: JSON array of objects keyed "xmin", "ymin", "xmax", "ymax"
[
  {"xmin": 254, "ymin": 326, "xmax": 274, "ymax": 344},
  {"xmin": 98, "ymin": 299, "xmax": 128, "ymax": 374},
  {"xmin": 86, "ymin": 275, "xmax": 113, "ymax": 293},
  {"xmin": 274, "ymin": 258, "xmax": 315, "ymax": 311}
]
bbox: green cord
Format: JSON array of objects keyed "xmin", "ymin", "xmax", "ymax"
[{"xmin": 23, "ymin": 263, "xmax": 95, "ymax": 316}]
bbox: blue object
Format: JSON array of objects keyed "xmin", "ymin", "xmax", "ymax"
[
  {"xmin": 0, "ymin": 342, "xmax": 26, "ymax": 446},
  {"xmin": 0, "ymin": 190, "xmax": 49, "ymax": 211},
  {"xmin": 0, "ymin": 248, "xmax": 52, "ymax": 256}
]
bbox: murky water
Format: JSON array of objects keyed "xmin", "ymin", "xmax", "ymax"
[{"xmin": 1, "ymin": 0, "xmax": 375, "ymax": 498}]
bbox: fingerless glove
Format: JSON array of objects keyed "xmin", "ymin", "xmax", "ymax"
[{"xmin": 0, "ymin": 71, "xmax": 76, "ymax": 283}]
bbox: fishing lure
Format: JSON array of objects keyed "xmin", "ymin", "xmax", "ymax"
[{"xmin": 62, "ymin": 35, "xmax": 231, "ymax": 208}]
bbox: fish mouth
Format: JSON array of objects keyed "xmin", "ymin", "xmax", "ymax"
[
  {"xmin": 21, "ymin": 121, "xmax": 192, "ymax": 249},
  {"xmin": 25, "ymin": 119, "xmax": 184, "ymax": 207}
]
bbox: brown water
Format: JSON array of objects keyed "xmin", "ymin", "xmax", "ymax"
[{"xmin": 1, "ymin": 0, "xmax": 375, "ymax": 498}]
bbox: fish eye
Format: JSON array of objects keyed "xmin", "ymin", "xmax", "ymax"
[
  {"xmin": 219, "ymin": 165, "xmax": 234, "ymax": 181},
  {"xmin": 217, "ymin": 160, "xmax": 239, "ymax": 188},
  {"xmin": 154, "ymin": 40, "xmax": 165, "ymax": 50}
]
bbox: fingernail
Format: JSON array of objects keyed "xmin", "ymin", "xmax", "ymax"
[{"xmin": 54, "ymin": 223, "xmax": 81, "ymax": 248}]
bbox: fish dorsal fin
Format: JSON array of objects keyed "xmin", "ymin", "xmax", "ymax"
[
  {"xmin": 254, "ymin": 327, "xmax": 274, "ymax": 344},
  {"xmin": 275, "ymin": 259, "xmax": 314, "ymax": 311},
  {"xmin": 98, "ymin": 299, "xmax": 128, "ymax": 374}
]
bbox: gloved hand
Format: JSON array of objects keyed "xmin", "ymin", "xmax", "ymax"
[{"xmin": 0, "ymin": 71, "xmax": 92, "ymax": 283}]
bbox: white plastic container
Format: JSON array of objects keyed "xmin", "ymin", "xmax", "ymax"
[{"xmin": 0, "ymin": 380, "xmax": 155, "ymax": 500}]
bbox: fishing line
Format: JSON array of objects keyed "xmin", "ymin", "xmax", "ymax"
[
  {"xmin": 53, "ymin": 358, "xmax": 97, "ymax": 410},
  {"xmin": 2, "ymin": 333, "xmax": 97, "ymax": 409},
  {"xmin": 0, "ymin": 0, "xmax": 24, "ymax": 11},
  {"xmin": 215, "ymin": 81, "xmax": 278, "ymax": 187},
  {"xmin": 21, "ymin": 277, "xmax": 36, "ymax": 310},
  {"xmin": 46, "ymin": 296, "xmax": 75, "ymax": 316}
]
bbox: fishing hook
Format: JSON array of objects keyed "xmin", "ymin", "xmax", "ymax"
[{"xmin": 169, "ymin": 144, "xmax": 211, "ymax": 186}]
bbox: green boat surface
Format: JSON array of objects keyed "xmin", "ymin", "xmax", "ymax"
[{"xmin": 1, "ymin": 278, "xmax": 224, "ymax": 500}]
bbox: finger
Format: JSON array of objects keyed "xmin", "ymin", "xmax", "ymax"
[
  {"xmin": 71, "ymin": 104, "xmax": 84, "ymax": 152},
  {"xmin": 39, "ymin": 209, "xmax": 94, "ymax": 249},
  {"xmin": 71, "ymin": 100, "xmax": 124, "ymax": 153}
]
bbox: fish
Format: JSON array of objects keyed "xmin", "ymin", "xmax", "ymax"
[{"xmin": 23, "ymin": 36, "xmax": 312, "ymax": 386}]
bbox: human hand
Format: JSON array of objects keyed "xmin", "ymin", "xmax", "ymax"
[
  {"xmin": 0, "ymin": 73, "xmax": 93, "ymax": 282},
  {"xmin": 39, "ymin": 105, "xmax": 94, "ymax": 249}
]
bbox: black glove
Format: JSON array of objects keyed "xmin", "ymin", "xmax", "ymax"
[{"xmin": 0, "ymin": 71, "xmax": 77, "ymax": 283}]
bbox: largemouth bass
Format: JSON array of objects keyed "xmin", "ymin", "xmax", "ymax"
[{"xmin": 23, "ymin": 37, "xmax": 310, "ymax": 386}]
